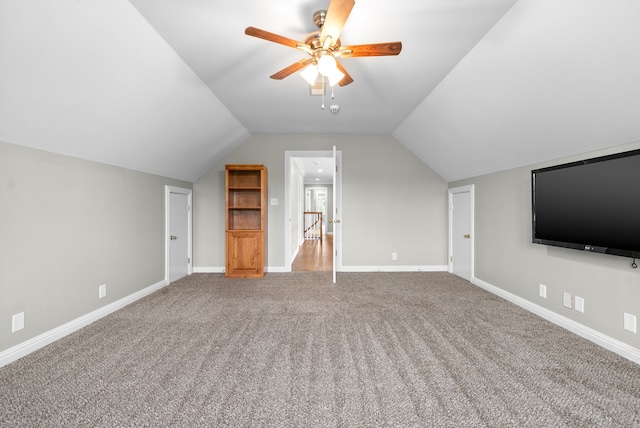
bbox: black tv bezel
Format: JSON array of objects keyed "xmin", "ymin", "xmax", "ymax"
[{"xmin": 531, "ymin": 148, "xmax": 640, "ymax": 259}]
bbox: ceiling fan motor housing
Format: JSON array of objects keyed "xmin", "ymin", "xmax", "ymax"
[{"xmin": 310, "ymin": 10, "xmax": 341, "ymax": 50}]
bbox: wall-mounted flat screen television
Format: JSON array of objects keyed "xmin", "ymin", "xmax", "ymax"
[{"xmin": 531, "ymin": 148, "xmax": 640, "ymax": 259}]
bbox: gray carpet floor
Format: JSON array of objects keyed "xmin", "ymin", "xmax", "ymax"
[{"xmin": 1, "ymin": 272, "xmax": 640, "ymax": 427}]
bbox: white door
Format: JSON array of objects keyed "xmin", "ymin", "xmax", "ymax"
[
  {"xmin": 449, "ymin": 186, "xmax": 473, "ymax": 281},
  {"xmin": 332, "ymin": 146, "xmax": 343, "ymax": 284},
  {"xmin": 166, "ymin": 186, "xmax": 192, "ymax": 283}
]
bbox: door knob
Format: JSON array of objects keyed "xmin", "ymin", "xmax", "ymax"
[
  {"xmin": 464, "ymin": 234, "xmax": 470, "ymax": 239},
  {"xmin": 170, "ymin": 235, "xmax": 177, "ymax": 240}
]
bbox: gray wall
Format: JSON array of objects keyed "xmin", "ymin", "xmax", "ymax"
[
  {"xmin": 0, "ymin": 141, "xmax": 191, "ymax": 353},
  {"xmin": 193, "ymin": 134, "xmax": 449, "ymax": 270},
  {"xmin": 450, "ymin": 141, "xmax": 640, "ymax": 350}
]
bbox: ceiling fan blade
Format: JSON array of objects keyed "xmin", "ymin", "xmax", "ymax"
[
  {"xmin": 320, "ymin": 0, "xmax": 355, "ymax": 49},
  {"xmin": 336, "ymin": 42, "xmax": 402, "ymax": 58},
  {"xmin": 270, "ymin": 58, "xmax": 315, "ymax": 80},
  {"xmin": 335, "ymin": 60, "xmax": 354, "ymax": 86},
  {"xmin": 245, "ymin": 26, "xmax": 312, "ymax": 53}
]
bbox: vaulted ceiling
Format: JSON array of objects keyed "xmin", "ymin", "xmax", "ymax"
[{"xmin": 1, "ymin": 0, "xmax": 639, "ymax": 182}]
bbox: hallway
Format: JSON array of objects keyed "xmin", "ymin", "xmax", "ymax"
[{"xmin": 291, "ymin": 235, "xmax": 333, "ymax": 271}]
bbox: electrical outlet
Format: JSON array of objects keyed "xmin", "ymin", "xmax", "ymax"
[
  {"xmin": 574, "ymin": 296, "xmax": 585, "ymax": 313},
  {"xmin": 539, "ymin": 284, "xmax": 547, "ymax": 298},
  {"xmin": 563, "ymin": 292, "xmax": 573, "ymax": 309},
  {"xmin": 12, "ymin": 312, "xmax": 24, "ymax": 333},
  {"xmin": 99, "ymin": 284, "xmax": 107, "ymax": 299},
  {"xmin": 624, "ymin": 313, "xmax": 637, "ymax": 333},
  {"xmin": 391, "ymin": 252, "xmax": 398, "ymax": 260}
]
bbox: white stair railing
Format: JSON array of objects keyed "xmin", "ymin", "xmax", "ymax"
[{"xmin": 304, "ymin": 212, "xmax": 323, "ymax": 241}]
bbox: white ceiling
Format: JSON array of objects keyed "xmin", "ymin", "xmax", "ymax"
[
  {"xmin": 295, "ymin": 157, "xmax": 334, "ymax": 183},
  {"xmin": 1, "ymin": 0, "xmax": 639, "ymax": 182}
]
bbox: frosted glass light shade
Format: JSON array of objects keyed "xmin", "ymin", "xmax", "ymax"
[
  {"xmin": 317, "ymin": 54, "xmax": 337, "ymax": 76},
  {"xmin": 300, "ymin": 65, "xmax": 319, "ymax": 85},
  {"xmin": 326, "ymin": 68, "xmax": 345, "ymax": 86}
]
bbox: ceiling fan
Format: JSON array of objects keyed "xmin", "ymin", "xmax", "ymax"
[{"xmin": 245, "ymin": 0, "xmax": 402, "ymax": 87}]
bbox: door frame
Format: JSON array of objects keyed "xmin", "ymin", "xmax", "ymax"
[
  {"xmin": 165, "ymin": 185, "xmax": 193, "ymax": 283},
  {"xmin": 284, "ymin": 150, "xmax": 342, "ymax": 273},
  {"xmin": 448, "ymin": 184, "xmax": 474, "ymax": 280}
]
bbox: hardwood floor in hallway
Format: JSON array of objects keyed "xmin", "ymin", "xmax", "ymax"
[{"xmin": 291, "ymin": 235, "xmax": 333, "ymax": 271}]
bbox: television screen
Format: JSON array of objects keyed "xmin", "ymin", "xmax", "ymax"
[{"xmin": 532, "ymin": 148, "xmax": 640, "ymax": 259}]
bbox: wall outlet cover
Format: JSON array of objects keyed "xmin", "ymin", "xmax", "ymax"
[
  {"xmin": 574, "ymin": 296, "xmax": 585, "ymax": 313},
  {"xmin": 99, "ymin": 284, "xmax": 107, "ymax": 299},
  {"xmin": 539, "ymin": 284, "xmax": 547, "ymax": 298},
  {"xmin": 624, "ymin": 313, "xmax": 637, "ymax": 333},
  {"xmin": 12, "ymin": 312, "xmax": 25, "ymax": 333},
  {"xmin": 563, "ymin": 292, "xmax": 573, "ymax": 309}
]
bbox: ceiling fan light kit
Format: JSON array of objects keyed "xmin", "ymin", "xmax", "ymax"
[{"xmin": 245, "ymin": 0, "xmax": 402, "ymax": 103}]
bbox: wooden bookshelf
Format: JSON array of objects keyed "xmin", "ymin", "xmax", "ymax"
[{"xmin": 225, "ymin": 165, "xmax": 267, "ymax": 278}]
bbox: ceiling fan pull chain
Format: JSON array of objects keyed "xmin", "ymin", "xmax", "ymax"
[
  {"xmin": 321, "ymin": 78, "xmax": 325, "ymax": 110},
  {"xmin": 331, "ymin": 84, "xmax": 335, "ymax": 100}
]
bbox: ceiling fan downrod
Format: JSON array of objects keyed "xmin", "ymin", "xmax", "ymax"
[{"xmin": 313, "ymin": 10, "xmax": 327, "ymax": 29}]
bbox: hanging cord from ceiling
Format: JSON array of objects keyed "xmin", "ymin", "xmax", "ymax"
[{"xmin": 320, "ymin": 77, "xmax": 337, "ymax": 110}]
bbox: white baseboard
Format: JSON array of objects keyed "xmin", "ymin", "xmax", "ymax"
[
  {"xmin": 193, "ymin": 266, "xmax": 289, "ymax": 273},
  {"xmin": 290, "ymin": 245, "xmax": 300, "ymax": 267},
  {"xmin": 340, "ymin": 265, "xmax": 448, "ymax": 272},
  {"xmin": 193, "ymin": 266, "xmax": 225, "ymax": 273},
  {"xmin": 195, "ymin": 265, "xmax": 448, "ymax": 274},
  {"xmin": 6, "ymin": 273, "xmax": 634, "ymax": 369},
  {"xmin": 471, "ymin": 276, "xmax": 640, "ymax": 365},
  {"xmin": 0, "ymin": 279, "xmax": 168, "ymax": 368}
]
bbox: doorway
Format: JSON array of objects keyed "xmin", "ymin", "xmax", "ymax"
[
  {"xmin": 294, "ymin": 167, "xmax": 333, "ymax": 271},
  {"xmin": 284, "ymin": 150, "xmax": 342, "ymax": 274}
]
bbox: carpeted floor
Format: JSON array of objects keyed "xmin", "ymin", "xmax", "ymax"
[{"xmin": 1, "ymin": 272, "xmax": 639, "ymax": 427}]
